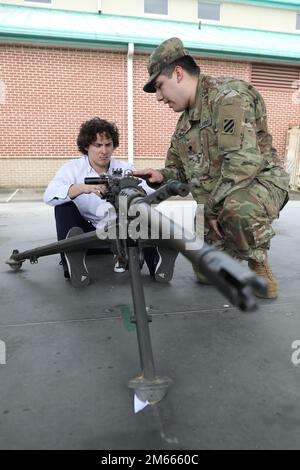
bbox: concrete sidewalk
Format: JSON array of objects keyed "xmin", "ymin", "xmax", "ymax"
[{"xmin": 0, "ymin": 199, "xmax": 300, "ymax": 449}]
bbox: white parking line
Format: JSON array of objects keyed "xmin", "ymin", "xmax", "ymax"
[{"xmin": 5, "ymin": 188, "xmax": 19, "ymax": 203}]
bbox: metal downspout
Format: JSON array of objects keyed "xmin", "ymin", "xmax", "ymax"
[{"xmin": 127, "ymin": 42, "xmax": 134, "ymax": 165}]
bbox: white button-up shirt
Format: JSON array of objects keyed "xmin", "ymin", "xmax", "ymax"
[{"xmin": 44, "ymin": 156, "xmax": 152, "ymax": 228}]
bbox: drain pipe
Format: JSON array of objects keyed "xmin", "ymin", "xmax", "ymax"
[{"xmin": 127, "ymin": 42, "xmax": 134, "ymax": 165}]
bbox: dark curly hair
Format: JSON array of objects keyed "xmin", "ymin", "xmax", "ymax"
[{"xmin": 77, "ymin": 117, "xmax": 120, "ymax": 154}]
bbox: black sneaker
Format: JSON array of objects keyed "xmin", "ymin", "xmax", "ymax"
[
  {"xmin": 64, "ymin": 227, "xmax": 90, "ymax": 288},
  {"xmin": 154, "ymin": 247, "xmax": 179, "ymax": 283}
]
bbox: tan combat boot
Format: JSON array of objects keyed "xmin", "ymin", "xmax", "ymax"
[{"xmin": 248, "ymin": 258, "xmax": 278, "ymax": 299}]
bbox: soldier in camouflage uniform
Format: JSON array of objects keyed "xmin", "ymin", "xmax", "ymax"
[{"xmin": 134, "ymin": 37, "xmax": 290, "ymax": 299}]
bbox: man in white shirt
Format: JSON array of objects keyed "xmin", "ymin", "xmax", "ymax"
[{"xmin": 44, "ymin": 117, "xmax": 177, "ymax": 284}]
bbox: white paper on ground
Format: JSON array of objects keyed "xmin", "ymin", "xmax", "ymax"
[{"xmin": 134, "ymin": 394, "xmax": 150, "ymax": 413}]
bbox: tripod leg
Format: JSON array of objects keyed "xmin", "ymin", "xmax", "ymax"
[{"xmin": 127, "ymin": 246, "xmax": 171, "ymax": 404}]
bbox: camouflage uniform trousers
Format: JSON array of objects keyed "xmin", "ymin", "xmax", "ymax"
[{"xmin": 195, "ymin": 179, "xmax": 288, "ymax": 262}]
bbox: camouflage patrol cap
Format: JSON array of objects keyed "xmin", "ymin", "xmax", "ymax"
[{"xmin": 143, "ymin": 37, "xmax": 190, "ymax": 93}]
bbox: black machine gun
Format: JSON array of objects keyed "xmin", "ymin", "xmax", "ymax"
[
  {"xmin": 6, "ymin": 169, "xmax": 266, "ymax": 404},
  {"xmin": 85, "ymin": 168, "xmax": 147, "ymax": 206},
  {"xmin": 84, "ymin": 168, "xmax": 189, "ymax": 207}
]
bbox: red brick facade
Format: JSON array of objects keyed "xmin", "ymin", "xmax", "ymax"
[
  {"xmin": 0, "ymin": 44, "xmax": 299, "ymax": 186},
  {"xmin": 0, "ymin": 46, "xmax": 128, "ymax": 158}
]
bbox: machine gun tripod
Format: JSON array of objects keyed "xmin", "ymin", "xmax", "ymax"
[{"xmin": 6, "ymin": 173, "xmax": 266, "ymax": 404}]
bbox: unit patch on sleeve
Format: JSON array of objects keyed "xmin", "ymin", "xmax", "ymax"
[{"xmin": 222, "ymin": 118, "xmax": 235, "ymax": 134}]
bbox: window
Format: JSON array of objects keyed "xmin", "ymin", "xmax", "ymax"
[
  {"xmin": 144, "ymin": 0, "xmax": 168, "ymax": 15},
  {"xmin": 24, "ymin": 0, "xmax": 52, "ymax": 4},
  {"xmin": 198, "ymin": 2, "xmax": 220, "ymax": 21},
  {"xmin": 296, "ymin": 13, "xmax": 300, "ymax": 30}
]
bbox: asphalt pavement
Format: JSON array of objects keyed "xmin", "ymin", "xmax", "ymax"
[{"xmin": 0, "ymin": 191, "xmax": 300, "ymax": 450}]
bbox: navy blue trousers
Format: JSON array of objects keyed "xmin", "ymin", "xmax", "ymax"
[{"xmin": 54, "ymin": 201, "xmax": 158, "ymax": 274}]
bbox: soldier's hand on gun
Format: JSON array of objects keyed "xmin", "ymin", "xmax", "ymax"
[{"xmin": 133, "ymin": 168, "xmax": 164, "ymax": 184}]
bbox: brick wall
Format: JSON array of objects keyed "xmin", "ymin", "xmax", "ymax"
[
  {"xmin": 258, "ymin": 88, "xmax": 300, "ymax": 159},
  {"xmin": 0, "ymin": 44, "xmax": 299, "ymax": 187},
  {"xmin": 0, "ymin": 45, "xmax": 127, "ymax": 157}
]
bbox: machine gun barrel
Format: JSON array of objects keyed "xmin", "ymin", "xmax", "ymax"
[{"xmin": 129, "ymin": 197, "xmax": 266, "ymax": 312}]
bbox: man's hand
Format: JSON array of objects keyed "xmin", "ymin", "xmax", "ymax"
[
  {"xmin": 133, "ymin": 168, "xmax": 164, "ymax": 184},
  {"xmin": 208, "ymin": 218, "xmax": 225, "ymax": 239},
  {"xmin": 68, "ymin": 183, "xmax": 107, "ymax": 199}
]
